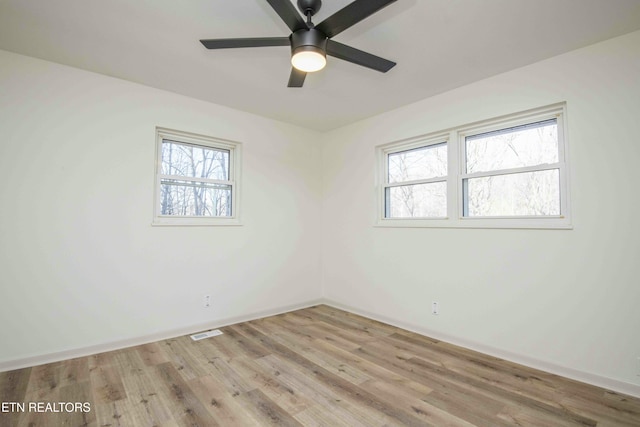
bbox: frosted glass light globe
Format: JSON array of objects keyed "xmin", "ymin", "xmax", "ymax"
[{"xmin": 291, "ymin": 50, "xmax": 326, "ymax": 72}]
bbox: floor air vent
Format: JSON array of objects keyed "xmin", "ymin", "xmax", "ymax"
[{"xmin": 190, "ymin": 329, "xmax": 223, "ymax": 341}]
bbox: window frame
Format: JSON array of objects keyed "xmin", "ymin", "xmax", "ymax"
[
  {"xmin": 153, "ymin": 127, "xmax": 242, "ymax": 226},
  {"xmin": 375, "ymin": 103, "xmax": 571, "ymax": 229}
]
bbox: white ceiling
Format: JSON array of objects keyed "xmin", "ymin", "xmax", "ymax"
[{"xmin": 1, "ymin": 0, "xmax": 640, "ymax": 131}]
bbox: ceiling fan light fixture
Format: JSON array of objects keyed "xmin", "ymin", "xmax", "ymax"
[
  {"xmin": 291, "ymin": 46, "xmax": 326, "ymax": 72},
  {"xmin": 200, "ymin": 0, "xmax": 397, "ymax": 87},
  {"xmin": 290, "ymin": 29, "xmax": 328, "ymax": 73}
]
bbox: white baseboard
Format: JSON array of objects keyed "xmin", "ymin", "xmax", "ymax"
[
  {"xmin": 0, "ymin": 299, "xmax": 325, "ymax": 373},
  {"xmin": 2, "ymin": 297, "xmax": 639, "ymax": 399},
  {"xmin": 321, "ymin": 299, "xmax": 640, "ymax": 399}
]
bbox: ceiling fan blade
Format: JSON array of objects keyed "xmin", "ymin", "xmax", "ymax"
[
  {"xmin": 326, "ymin": 40, "xmax": 395, "ymax": 72},
  {"xmin": 315, "ymin": 0, "xmax": 397, "ymax": 38},
  {"xmin": 200, "ymin": 37, "xmax": 290, "ymax": 49},
  {"xmin": 288, "ymin": 67, "xmax": 307, "ymax": 87},
  {"xmin": 266, "ymin": 0, "xmax": 308, "ymax": 32}
]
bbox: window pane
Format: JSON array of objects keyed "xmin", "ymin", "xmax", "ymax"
[
  {"xmin": 466, "ymin": 119, "xmax": 558, "ymax": 174},
  {"xmin": 160, "ymin": 179, "xmax": 231, "ymax": 217},
  {"xmin": 161, "ymin": 140, "xmax": 229, "ymax": 180},
  {"xmin": 388, "ymin": 143, "xmax": 447, "ymax": 183},
  {"xmin": 386, "ymin": 182, "xmax": 447, "ymax": 218},
  {"xmin": 464, "ymin": 169, "xmax": 560, "ymax": 217}
]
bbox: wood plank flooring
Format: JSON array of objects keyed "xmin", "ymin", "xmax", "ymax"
[{"xmin": 1, "ymin": 305, "xmax": 639, "ymax": 426}]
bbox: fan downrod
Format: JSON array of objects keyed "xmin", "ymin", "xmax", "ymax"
[{"xmin": 297, "ymin": 0, "xmax": 322, "ymax": 17}]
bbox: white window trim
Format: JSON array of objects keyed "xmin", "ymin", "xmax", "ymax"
[
  {"xmin": 375, "ymin": 103, "xmax": 572, "ymax": 229},
  {"xmin": 152, "ymin": 127, "xmax": 242, "ymax": 226}
]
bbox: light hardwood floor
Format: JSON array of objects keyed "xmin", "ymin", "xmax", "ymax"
[{"xmin": 1, "ymin": 305, "xmax": 639, "ymax": 426}]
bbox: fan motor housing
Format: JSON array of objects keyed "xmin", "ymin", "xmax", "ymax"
[{"xmin": 290, "ymin": 28, "xmax": 327, "ymax": 55}]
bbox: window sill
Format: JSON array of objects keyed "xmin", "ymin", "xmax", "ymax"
[
  {"xmin": 375, "ymin": 217, "xmax": 572, "ymax": 230},
  {"xmin": 152, "ymin": 216, "xmax": 243, "ymax": 227}
]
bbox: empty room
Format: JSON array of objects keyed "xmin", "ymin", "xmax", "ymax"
[{"xmin": 1, "ymin": 0, "xmax": 640, "ymax": 425}]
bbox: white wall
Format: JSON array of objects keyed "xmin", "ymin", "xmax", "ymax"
[
  {"xmin": 321, "ymin": 30, "xmax": 640, "ymax": 392},
  {"xmin": 0, "ymin": 50, "xmax": 323, "ymax": 365}
]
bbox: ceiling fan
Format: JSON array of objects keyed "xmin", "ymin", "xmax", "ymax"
[{"xmin": 200, "ymin": 0, "xmax": 397, "ymax": 87}]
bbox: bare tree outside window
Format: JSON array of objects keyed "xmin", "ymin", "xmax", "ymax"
[
  {"xmin": 376, "ymin": 103, "xmax": 569, "ymax": 228},
  {"xmin": 464, "ymin": 120, "xmax": 560, "ymax": 217},
  {"xmin": 385, "ymin": 142, "xmax": 447, "ymax": 218},
  {"xmin": 160, "ymin": 140, "xmax": 232, "ymax": 217}
]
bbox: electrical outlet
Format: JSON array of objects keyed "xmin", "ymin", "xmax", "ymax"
[
  {"xmin": 204, "ymin": 295, "xmax": 211, "ymax": 308},
  {"xmin": 431, "ymin": 301, "xmax": 439, "ymax": 315},
  {"xmin": 637, "ymin": 357, "xmax": 640, "ymax": 377}
]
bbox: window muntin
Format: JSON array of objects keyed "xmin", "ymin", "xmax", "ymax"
[
  {"xmin": 376, "ymin": 103, "xmax": 570, "ymax": 229},
  {"xmin": 154, "ymin": 128, "xmax": 241, "ymax": 226},
  {"xmin": 383, "ymin": 140, "xmax": 448, "ymax": 219}
]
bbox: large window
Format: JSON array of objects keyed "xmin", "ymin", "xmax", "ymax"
[
  {"xmin": 377, "ymin": 103, "xmax": 571, "ymax": 229},
  {"xmin": 153, "ymin": 128, "xmax": 241, "ymax": 226}
]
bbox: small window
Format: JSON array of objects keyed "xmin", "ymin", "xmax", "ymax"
[
  {"xmin": 382, "ymin": 136, "xmax": 448, "ymax": 219},
  {"xmin": 376, "ymin": 103, "xmax": 571, "ymax": 229},
  {"xmin": 153, "ymin": 128, "xmax": 241, "ymax": 226}
]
